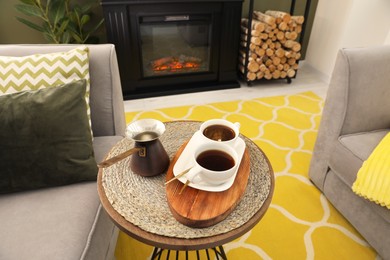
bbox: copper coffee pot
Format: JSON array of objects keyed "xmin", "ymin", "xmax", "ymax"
[{"xmin": 98, "ymin": 119, "xmax": 170, "ymax": 177}]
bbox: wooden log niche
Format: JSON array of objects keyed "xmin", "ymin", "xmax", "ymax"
[{"xmin": 238, "ymin": 10, "xmax": 305, "ymax": 81}]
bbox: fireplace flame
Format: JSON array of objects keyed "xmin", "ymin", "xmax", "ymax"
[{"xmin": 151, "ymin": 56, "xmax": 201, "ymax": 73}]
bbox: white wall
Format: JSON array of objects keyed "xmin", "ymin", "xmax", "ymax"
[
  {"xmin": 385, "ymin": 29, "xmax": 390, "ymax": 44},
  {"xmin": 305, "ymin": 0, "xmax": 390, "ymax": 82}
]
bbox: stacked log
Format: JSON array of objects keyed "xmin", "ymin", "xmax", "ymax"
[{"xmin": 239, "ymin": 10, "xmax": 304, "ymax": 81}]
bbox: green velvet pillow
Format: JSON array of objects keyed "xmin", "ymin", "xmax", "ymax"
[{"xmin": 0, "ymin": 79, "xmax": 97, "ymax": 193}]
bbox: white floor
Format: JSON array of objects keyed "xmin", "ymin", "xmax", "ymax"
[{"xmin": 124, "ymin": 62, "xmax": 329, "ymax": 112}]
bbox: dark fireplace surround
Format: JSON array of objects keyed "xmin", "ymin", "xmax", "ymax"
[{"xmin": 101, "ymin": 0, "xmax": 243, "ymax": 99}]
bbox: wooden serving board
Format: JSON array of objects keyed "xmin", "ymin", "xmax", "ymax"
[{"xmin": 165, "ymin": 140, "xmax": 250, "ymax": 228}]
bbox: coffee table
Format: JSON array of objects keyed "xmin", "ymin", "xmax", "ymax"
[{"xmin": 97, "ymin": 121, "xmax": 274, "ymax": 259}]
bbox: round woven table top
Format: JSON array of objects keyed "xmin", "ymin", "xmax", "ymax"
[{"xmin": 97, "ymin": 121, "xmax": 274, "ymax": 250}]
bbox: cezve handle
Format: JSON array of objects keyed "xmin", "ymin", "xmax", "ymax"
[{"xmin": 98, "ymin": 147, "xmax": 146, "ymax": 168}]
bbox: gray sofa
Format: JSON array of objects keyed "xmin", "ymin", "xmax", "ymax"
[
  {"xmin": 309, "ymin": 45, "xmax": 390, "ymax": 259},
  {"xmin": 0, "ymin": 44, "xmax": 126, "ymax": 259}
]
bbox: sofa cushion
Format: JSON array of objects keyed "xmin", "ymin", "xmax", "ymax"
[
  {"xmin": 0, "ymin": 182, "xmax": 112, "ymax": 260},
  {"xmin": 328, "ymin": 129, "xmax": 390, "ymax": 224},
  {"xmin": 0, "ymin": 46, "xmax": 92, "ymax": 130},
  {"xmin": 0, "ymin": 135, "xmax": 122, "ymax": 260},
  {"xmin": 0, "ymin": 80, "xmax": 97, "ymax": 194}
]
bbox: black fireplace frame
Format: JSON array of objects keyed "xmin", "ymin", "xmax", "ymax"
[{"xmin": 101, "ymin": 0, "xmax": 243, "ymax": 99}]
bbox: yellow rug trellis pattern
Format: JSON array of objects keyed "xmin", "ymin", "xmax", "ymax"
[{"xmin": 117, "ymin": 91, "xmax": 378, "ymax": 259}]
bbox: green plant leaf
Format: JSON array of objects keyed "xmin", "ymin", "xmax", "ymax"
[
  {"xmin": 62, "ymin": 31, "xmax": 72, "ymax": 43},
  {"xmin": 73, "ymin": 7, "xmax": 81, "ymax": 24},
  {"xmin": 70, "ymin": 31, "xmax": 83, "ymax": 43},
  {"xmin": 43, "ymin": 33, "xmax": 53, "ymax": 42},
  {"xmin": 53, "ymin": 3, "xmax": 66, "ymax": 26},
  {"xmin": 80, "ymin": 14, "xmax": 90, "ymax": 27},
  {"xmin": 65, "ymin": 21, "xmax": 77, "ymax": 34},
  {"xmin": 15, "ymin": 4, "xmax": 43, "ymax": 17},
  {"xmin": 15, "ymin": 0, "xmax": 103, "ymax": 44},
  {"xmin": 42, "ymin": 22, "xmax": 54, "ymax": 35},
  {"xmin": 57, "ymin": 19, "xmax": 69, "ymax": 35},
  {"xmin": 16, "ymin": 17, "xmax": 45, "ymax": 32},
  {"xmin": 43, "ymin": 32, "xmax": 58, "ymax": 43},
  {"xmin": 18, "ymin": 0, "xmax": 37, "ymax": 5}
]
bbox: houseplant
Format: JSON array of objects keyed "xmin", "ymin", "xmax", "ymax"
[{"xmin": 15, "ymin": 0, "xmax": 104, "ymax": 44}]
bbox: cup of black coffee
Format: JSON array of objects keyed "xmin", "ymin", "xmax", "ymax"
[
  {"xmin": 200, "ymin": 119, "xmax": 240, "ymax": 146},
  {"xmin": 185, "ymin": 142, "xmax": 238, "ymax": 185}
]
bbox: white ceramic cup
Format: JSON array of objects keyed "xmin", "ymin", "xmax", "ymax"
[
  {"xmin": 199, "ymin": 119, "xmax": 241, "ymax": 146},
  {"xmin": 185, "ymin": 142, "xmax": 238, "ymax": 185}
]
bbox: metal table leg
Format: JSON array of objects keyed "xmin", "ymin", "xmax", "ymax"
[{"xmin": 151, "ymin": 245, "xmax": 227, "ymax": 260}]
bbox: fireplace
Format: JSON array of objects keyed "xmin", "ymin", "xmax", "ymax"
[
  {"xmin": 101, "ymin": 0, "xmax": 243, "ymax": 99},
  {"xmin": 141, "ymin": 15, "xmax": 211, "ymax": 77}
]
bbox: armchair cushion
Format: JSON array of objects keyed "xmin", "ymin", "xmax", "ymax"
[
  {"xmin": 327, "ymin": 129, "xmax": 390, "ymax": 223},
  {"xmin": 329, "ymin": 130, "xmax": 389, "ymax": 187},
  {"xmin": 353, "ymin": 132, "xmax": 390, "ymax": 209},
  {"xmin": 0, "ymin": 80, "xmax": 97, "ymax": 194}
]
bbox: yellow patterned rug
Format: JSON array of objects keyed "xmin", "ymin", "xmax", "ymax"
[{"xmin": 116, "ymin": 91, "xmax": 378, "ymax": 259}]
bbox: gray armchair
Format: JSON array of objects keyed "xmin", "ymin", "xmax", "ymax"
[
  {"xmin": 309, "ymin": 45, "xmax": 390, "ymax": 259},
  {"xmin": 0, "ymin": 44, "xmax": 125, "ymax": 259}
]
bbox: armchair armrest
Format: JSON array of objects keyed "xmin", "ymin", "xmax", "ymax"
[{"xmin": 309, "ymin": 45, "xmax": 390, "ymax": 190}]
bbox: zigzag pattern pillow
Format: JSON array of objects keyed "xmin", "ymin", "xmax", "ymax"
[{"xmin": 0, "ymin": 46, "xmax": 92, "ymax": 132}]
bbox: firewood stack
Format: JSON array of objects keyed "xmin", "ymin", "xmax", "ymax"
[{"xmin": 239, "ymin": 10, "xmax": 305, "ymax": 81}]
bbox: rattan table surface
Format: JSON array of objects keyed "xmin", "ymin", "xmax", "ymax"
[{"xmin": 97, "ymin": 120, "xmax": 274, "ymax": 250}]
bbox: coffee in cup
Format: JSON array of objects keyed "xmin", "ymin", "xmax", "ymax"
[
  {"xmin": 185, "ymin": 142, "xmax": 238, "ymax": 185},
  {"xmin": 200, "ymin": 119, "xmax": 240, "ymax": 146},
  {"xmin": 196, "ymin": 149, "xmax": 235, "ymax": 171},
  {"xmin": 203, "ymin": 124, "xmax": 236, "ymax": 142}
]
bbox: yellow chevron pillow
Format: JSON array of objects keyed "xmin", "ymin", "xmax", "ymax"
[
  {"xmin": 0, "ymin": 46, "xmax": 92, "ymax": 133},
  {"xmin": 352, "ymin": 132, "xmax": 390, "ymax": 209}
]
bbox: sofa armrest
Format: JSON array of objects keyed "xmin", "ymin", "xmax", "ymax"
[{"xmin": 88, "ymin": 44, "xmax": 126, "ymax": 137}]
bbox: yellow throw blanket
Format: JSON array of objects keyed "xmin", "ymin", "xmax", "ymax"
[{"xmin": 353, "ymin": 132, "xmax": 390, "ymax": 209}]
